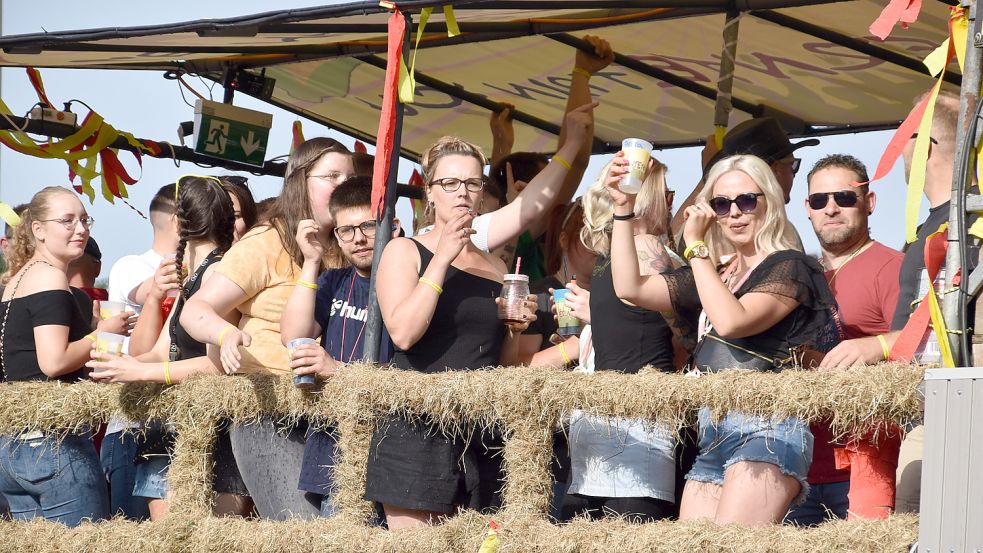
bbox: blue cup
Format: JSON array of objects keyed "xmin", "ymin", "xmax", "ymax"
[{"xmin": 553, "ymin": 288, "xmax": 583, "ymax": 337}]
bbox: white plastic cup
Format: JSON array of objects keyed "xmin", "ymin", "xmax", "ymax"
[
  {"xmin": 164, "ymin": 253, "xmax": 180, "ymax": 298},
  {"xmin": 620, "ymin": 138, "xmax": 653, "ymax": 194},
  {"xmin": 99, "ymin": 301, "xmax": 126, "ymax": 320},
  {"xmin": 94, "ymin": 332, "xmax": 125, "ymax": 358}
]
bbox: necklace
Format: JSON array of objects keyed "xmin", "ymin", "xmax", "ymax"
[
  {"xmin": 339, "ymin": 270, "xmax": 367, "ymax": 362},
  {"xmin": 825, "ymin": 239, "xmax": 871, "ymax": 286}
]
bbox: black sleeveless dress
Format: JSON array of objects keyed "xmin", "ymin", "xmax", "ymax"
[{"xmin": 364, "ymin": 240, "xmax": 506, "ymax": 514}]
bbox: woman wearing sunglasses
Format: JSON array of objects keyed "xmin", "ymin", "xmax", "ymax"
[{"xmin": 606, "ymin": 154, "xmax": 840, "ymax": 526}]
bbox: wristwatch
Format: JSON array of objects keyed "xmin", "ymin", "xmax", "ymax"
[{"xmin": 683, "ymin": 241, "xmax": 710, "ymax": 261}]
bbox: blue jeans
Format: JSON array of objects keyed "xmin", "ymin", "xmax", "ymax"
[
  {"xmin": 0, "ymin": 433, "xmax": 109, "ymax": 526},
  {"xmin": 784, "ymin": 480, "xmax": 850, "ymax": 526},
  {"xmin": 100, "ymin": 431, "xmax": 149, "ymax": 520}
]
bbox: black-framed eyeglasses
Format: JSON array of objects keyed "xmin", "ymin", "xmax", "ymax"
[
  {"xmin": 334, "ymin": 220, "xmax": 378, "ymax": 242},
  {"xmin": 807, "ymin": 190, "xmax": 860, "ymax": 210},
  {"xmin": 709, "ymin": 193, "xmax": 764, "ymax": 217},
  {"xmin": 40, "ymin": 217, "xmax": 95, "ymax": 231},
  {"xmin": 428, "ymin": 177, "xmax": 485, "ymax": 193}
]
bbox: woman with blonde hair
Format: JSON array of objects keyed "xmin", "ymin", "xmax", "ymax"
[
  {"xmin": 561, "ymin": 154, "xmax": 682, "ymax": 522},
  {"xmin": 606, "ymin": 154, "xmax": 839, "ymax": 525},
  {"xmin": 0, "ymin": 186, "xmax": 129, "ymax": 526}
]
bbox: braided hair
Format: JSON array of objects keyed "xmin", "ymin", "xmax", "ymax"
[{"xmin": 173, "ymin": 176, "xmax": 236, "ymax": 286}]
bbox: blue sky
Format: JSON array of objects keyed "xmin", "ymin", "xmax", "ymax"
[{"xmin": 1, "ymin": 1, "xmax": 921, "ymax": 274}]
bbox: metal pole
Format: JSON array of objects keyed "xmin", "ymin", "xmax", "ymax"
[
  {"xmin": 363, "ymin": 11, "xmax": 411, "ymax": 363},
  {"xmin": 944, "ymin": 0, "xmax": 981, "ymax": 365},
  {"xmin": 713, "ymin": 10, "xmax": 742, "ymax": 143}
]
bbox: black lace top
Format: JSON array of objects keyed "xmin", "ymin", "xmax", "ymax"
[{"xmin": 663, "ymin": 250, "xmax": 841, "ymax": 369}]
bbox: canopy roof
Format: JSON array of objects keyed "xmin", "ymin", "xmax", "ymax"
[{"xmin": 0, "ymin": 0, "xmax": 961, "ymax": 159}]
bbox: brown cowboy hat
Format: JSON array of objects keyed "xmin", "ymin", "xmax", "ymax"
[{"xmin": 704, "ymin": 117, "xmax": 819, "ymax": 173}]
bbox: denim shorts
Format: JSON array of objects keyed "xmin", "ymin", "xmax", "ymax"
[
  {"xmin": 686, "ymin": 408, "xmax": 814, "ymax": 504},
  {"xmin": 133, "ymin": 456, "xmax": 168, "ymax": 499}
]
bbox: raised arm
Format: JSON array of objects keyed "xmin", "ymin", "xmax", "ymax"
[
  {"xmin": 281, "ymin": 220, "xmax": 325, "ymax": 345},
  {"xmin": 485, "ymin": 102, "xmax": 596, "ymax": 251},
  {"xmin": 489, "ymin": 103, "xmax": 515, "ymax": 169},
  {"xmin": 605, "ymin": 155, "xmax": 674, "ymax": 312}
]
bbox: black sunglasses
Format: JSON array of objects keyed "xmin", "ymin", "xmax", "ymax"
[
  {"xmin": 807, "ymin": 190, "xmax": 860, "ymax": 210},
  {"xmin": 709, "ymin": 193, "xmax": 764, "ymax": 217}
]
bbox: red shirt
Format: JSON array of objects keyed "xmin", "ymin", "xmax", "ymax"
[{"xmin": 809, "ymin": 241, "xmax": 902, "ymax": 484}]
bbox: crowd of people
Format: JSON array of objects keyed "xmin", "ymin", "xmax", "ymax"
[{"xmin": 0, "ymin": 35, "xmax": 961, "ymax": 529}]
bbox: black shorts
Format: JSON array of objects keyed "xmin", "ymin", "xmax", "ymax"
[{"xmin": 364, "ymin": 416, "xmax": 504, "ymax": 514}]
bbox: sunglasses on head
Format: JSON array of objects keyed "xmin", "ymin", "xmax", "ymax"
[
  {"xmin": 807, "ymin": 190, "xmax": 860, "ymax": 210},
  {"xmin": 709, "ymin": 193, "xmax": 764, "ymax": 217}
]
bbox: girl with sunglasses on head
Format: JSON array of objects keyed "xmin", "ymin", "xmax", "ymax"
[
  {"xmin": 0, "ymin": 186, "xmax": 130, "ymax": 526},
  {"xmin": 87, "ymin": 176, "xmax": 252, "ymax": 521},
  {"xmin": 606, "ymin": 154, "xmax": 840, "ymax": 526},
  {"xmin": 180, "ymin": 138, "xmax": 355, "ymax": 520}
]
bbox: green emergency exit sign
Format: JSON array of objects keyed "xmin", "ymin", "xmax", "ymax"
[{"xmin": 193, "ymin": 99, "xmax": 273, "ymax": 167}]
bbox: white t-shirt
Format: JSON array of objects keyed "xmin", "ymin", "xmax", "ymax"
[
  {"xmin": 108, "ymin": 249, "xmax": 164, "ymax": 316},
  {"xmin": 106, "ymin": 248, "xmax": 164, "ymax": 435}
]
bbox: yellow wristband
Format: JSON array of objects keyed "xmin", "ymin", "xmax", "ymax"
[
  {"xmin": 572, "ymin": 66, "xmax": 593, "ymax": 79},
  {"xmin": 558, "ymin": 341, "xmax": 572, "ymax": 365},
  {"xmin": 296, "ymin": 279, "xmax": 318, "ymax": 290},
  {"xmin": 217, "ymin": 325, "xmax": 236, "ymax": 347},
  {"xmin": 163, "ymin": 360, "xmax": 173, "ymax": 386},
  {"xmin": 419, "ymin": 277, "xmax": 443, "ymax": 295},
  {"xmin": 682, "ymin": 240, "xmax": 706, "ymax": 260},
  {"xmin": 876, "ymin": 334, "xmax": 890, "ymax": 361},
  {"xmin": 84, "ymin": 333, "xmax": 96, "ymax": 342},
  {"xmin": 553, "ymin": 154, "xmax": 573, "ymax": 171}
]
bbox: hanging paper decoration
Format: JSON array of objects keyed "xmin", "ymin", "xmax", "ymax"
[
  {"xmin": 291, "ymin": 120, "xmax": 305, "ymax": 153},
  {"xmin": 869, "ymin": 0, "xmax": 922, "ymax": 40}
]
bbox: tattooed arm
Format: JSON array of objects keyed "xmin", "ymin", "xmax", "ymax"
[{"xmin": 635, "ymin": 234, "xmax": 674, "ymax": 276}]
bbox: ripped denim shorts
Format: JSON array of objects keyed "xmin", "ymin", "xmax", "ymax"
[{"xmin": 685, "ymin": 407, "xmax": 814, "ymax": 505}]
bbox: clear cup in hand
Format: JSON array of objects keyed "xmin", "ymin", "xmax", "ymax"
[
  {"xmin": 287, "ymin": 338, "xmax": 318, "ymax": 390},
  {"xmin": 498, "ymin": 274, "xmax": 530, "ymax": 323}
]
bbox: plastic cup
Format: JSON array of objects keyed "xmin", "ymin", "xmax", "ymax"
[
  {"xmin": 164, "ymin": 253, "xmax": 180, "ymax": 298},
  {"xmin": 620, "ymin": 138, "xmax": 653, "ymax": 194},
  {"xmin": 553, "ymin": 288, "xmax": 583, "ymax": 337},
  {"xmin": 498, "ymin": 274, "xmax": 530, "ymax": 323},
  {"xmin": 288, "ymin": 338, "xmax": 318, "ymax": 389},
  {"xmin": 94, "ymin": 332, "xmax": 125, "ymax": 360},
  {"xmin": 99, "ymin": 300, "xmax": 126, "ymax": 320}
]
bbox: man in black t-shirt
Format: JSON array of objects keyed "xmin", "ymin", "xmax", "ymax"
[{"xmin": 280, "ymin": 177, "xmax": 398, "ymax": 517}]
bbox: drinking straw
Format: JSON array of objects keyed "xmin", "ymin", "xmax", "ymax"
[{"xmin": 514, "ymin": 257, "xmax": 522, "ymax": 275}]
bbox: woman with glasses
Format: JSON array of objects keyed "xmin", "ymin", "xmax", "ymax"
[
  {"xmin": 362, "ymin": 133, "xmax": 573, "ymax": 529},
  {"xmin": 180, "ymin": 137, "xmax": 355, "ymax": 520},
  {"xmin": 0, "ymin": 186, "xmax": 127, "ymax": 526},
  {"xmin": 606, "ymin": 154, "xmax": 839, "ymax": 525},
  {"xmin": 87, "ymin": 175, "xmax": 251, "ymax": 521}
]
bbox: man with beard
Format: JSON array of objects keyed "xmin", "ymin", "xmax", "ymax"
[
  {"xmin": 280, "ymin": 176, "xmax": 397, "ymax": 517},
  {"xmin": 786, "ymin": 155, "xmax": 903, "ymax": 525}
]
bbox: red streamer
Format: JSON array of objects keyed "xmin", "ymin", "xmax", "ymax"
[{"xmin": 370, "ymin": 8, "xmax": 406, "ymax": 221}]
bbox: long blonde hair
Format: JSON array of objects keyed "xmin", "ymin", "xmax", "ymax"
[
  {"xmin": 698, "ymin": 155, "xmax": 800, "ymax": 262},
  {"xmin": 581, "ymin": 157, "xmax": 670, "ymax": 256},
  {"xmin": 3, "ymin": 186, "xmax": 77, "ymax": 284}
]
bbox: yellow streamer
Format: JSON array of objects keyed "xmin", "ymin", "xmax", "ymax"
[
  {"xmin": 399, "ymin": 5, "xmax": 460, "ymax": 104},
  {"xmin": 0, "ymin": 203, "xmax": 21, "ymax": 228},
  {"xmin": 925, "ymin": 224, "xmax": 955, "ymax": 367},
  {"xmin": 906, "ymin": 79, "xmax": 942, "ymax": 243},
  {"xmin": 443, "ymin": 6, "xmax": 461, "ymax": 37},
  {"xmin": 714, "ymin": 126, "xmax": 726, "ymax": 150}
]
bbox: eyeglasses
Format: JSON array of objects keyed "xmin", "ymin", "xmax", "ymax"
[
  {"xmin": 775, "ymin": 157, "xmax": 802, "ymax": 175},
  {"xmin": 428, "ymin": 177, "xmax": 485, "ymax": 193},
  {"xmin": 709, "ymin": 193, "xmax": 764, "ymax": 217},
  {"xmin": 308, "ymin": 171, "xmax": 350, "ymax": 183},
  {"xmin": 334, "ymin": 220, "xmax": 377, "ymax": 242},
  {"xmin": 40, "ymin": 217, "xmax": 95, "ymax": 231},
  {"xmin": 807, "ymin": 190, "xmax": 860, "ymax": 210}
]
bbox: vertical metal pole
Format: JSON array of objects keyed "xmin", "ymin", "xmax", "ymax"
[
  {"xmin": 363, "ymin": 11, "xmax": 411, "ymax": 363},
  {"xmin": 944, "ymin": 0, "xmax": 981, "ymax": 366},
  {"xmin": 713, "ymin": 10, "xmax": 742, "ymax": 143}
]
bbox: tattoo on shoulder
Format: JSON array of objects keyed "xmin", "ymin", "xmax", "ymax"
[{"xmin": 636, "ymin": 236, "xmax": 671, "ymax": 274}]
